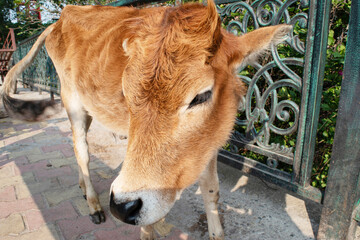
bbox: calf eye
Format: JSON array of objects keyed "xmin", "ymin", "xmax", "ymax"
[{"xmin": 188, "ymin": 90, "xmax": 212, "ymax": 109}]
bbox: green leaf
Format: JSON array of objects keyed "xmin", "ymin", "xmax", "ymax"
[
  {"xmin": 321, "ymin": 103, "xmax": 331, "ymax": 111},
  {"xmin": 328, "ymin": 30, "xmax": 335, "ymax": 46},
  {"xmin": 323, "ymin": 131, "xmax": 329, "ymax": 137},
  {"xmin": 333, "ymin": 51, "xmax": 344, "ymax": 58},
  {"xmin": 337, "ymin": 44, "xmax": 346, "ymax": 54}
]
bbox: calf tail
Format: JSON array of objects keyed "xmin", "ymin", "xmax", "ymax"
[{"xmin": 1, "ymin": 24, "xmax": 61, "ymax": 121}]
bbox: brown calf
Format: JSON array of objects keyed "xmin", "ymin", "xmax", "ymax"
[{"xmin": 1, "ymin": 0, "xmax": 291, "ymax": 239}]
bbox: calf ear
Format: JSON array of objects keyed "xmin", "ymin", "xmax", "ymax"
[{"xmin": 221, "ymin": 24, "xmax": 293, "ymax": 68}]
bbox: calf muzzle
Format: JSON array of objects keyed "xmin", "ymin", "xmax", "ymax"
[{"xmin": 110, "ymin": 192, "xmax": 143, "ymax": 225}]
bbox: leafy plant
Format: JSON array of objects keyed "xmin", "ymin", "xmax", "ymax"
[{"xmin": 311, "ymin": 0, "xmax": 350, "ymax": 189}]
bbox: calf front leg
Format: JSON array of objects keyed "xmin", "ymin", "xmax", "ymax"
[
  {"xmin": 69, "ymin": 110, "xmax": 105, "ymax": 224},
  {"xmin": 199, "ymin": 152, "xmax": 224, "ymax": 240}
]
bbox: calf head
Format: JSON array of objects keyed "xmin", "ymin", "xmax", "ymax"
[{"xmin": 110, "ymin": 0, "xmax": 292, "ymax": 225}]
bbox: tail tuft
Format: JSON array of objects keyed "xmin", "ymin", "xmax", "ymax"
[{"xmin": 2, "ymin": 95, "xmax": 61, "ymax": 121}]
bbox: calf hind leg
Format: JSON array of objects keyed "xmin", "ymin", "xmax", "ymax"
[
  {"xmin": 199, "ymin": 152, "xmax": 224, "ymax": 240},
  {"xmin": 67, "ymin": 107, "xmax": 105, "ymax": 224},
  {"xmin": 140, "ymin": 225, "xmax": 155, "ymax": 240}
]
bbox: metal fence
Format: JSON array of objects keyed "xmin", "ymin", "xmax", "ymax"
[
  {"xmin": 12, "ymin": 33, "xmax": 60, "ymax": 94},
  {"xmin": 11, "ymin": 0, "xmax": 360, "ymax": 239}
]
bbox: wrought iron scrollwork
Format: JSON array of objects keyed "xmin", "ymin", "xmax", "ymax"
[{"xmin": 218, "ymin": 0, "xmax": 308, "ymax": 162}]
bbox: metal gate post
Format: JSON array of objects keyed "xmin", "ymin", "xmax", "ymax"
[
  {"xmin": 317, "ymin": 0, "xmax": 360, "ymax": 238},
  {"xmin": 293, "ymin": 0, "xmax": 331, "ymax": 190}
]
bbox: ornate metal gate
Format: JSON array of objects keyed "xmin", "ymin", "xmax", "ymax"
[{"xmin": 215, "ymin": 0, "xmax": 330, "ymax": 204}]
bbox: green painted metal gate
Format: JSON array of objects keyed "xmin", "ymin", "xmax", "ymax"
[{"xmin": 11, "ymin": 0, "xmax": 360, "ymax": 239}]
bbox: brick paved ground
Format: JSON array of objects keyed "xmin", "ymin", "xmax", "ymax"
[{"xmin": 0, "ymin": 89, "xmax": 190, "ymax": 240}]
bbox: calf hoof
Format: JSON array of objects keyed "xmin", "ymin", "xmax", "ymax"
[{"xmin": 90, "ymin": 210, "xmax": 106, "ymax": 224}]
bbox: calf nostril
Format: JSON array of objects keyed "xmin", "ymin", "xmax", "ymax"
[{"xmin": 110, "ymin": 192, "xmax": 143, "ymax": 225}]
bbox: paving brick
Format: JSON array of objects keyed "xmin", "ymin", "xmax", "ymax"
[
  {"xmin": 0, "ymin": 172, "xmax": 36, "ymax": 189},
  {"xmin": 8, "ymin": 155, "xmax": 29, "ymax": 165},
  {"xmin": 2, "ymin": 224, "xmax": 61, "ymax": 240},
  {"xmin": 3, "ymin": 135, "xmax": 33, "ymax": 147},
  {"xmin": 0, "ymin": 127, "xmax": 16, "ymax": 138},
  {"xmin": 30, "ymin": 132, "xmax": 47, "ymax": 141},
  {"xmin": 14, "ymin": 160, "xmax": 50, "ymax": 175},
  {"xmin": 73, "ymin": 197, "xmax": 90, "ymax": 216},
  {"xmin": 0, "ymin": 121, "xmax": 12, "ymax": 129},
  {"xmin": 0, "ymin": 154, "xmax": 29, "ymax": 168},
  {"xmin": 0, "ymin": 194, "xmax": 45, "ymax": 218},
  {"xmin": 93, "ymin": 177, "xmax": 113, "ymax": 194},
  {"xmin": 24, "ymin": 201, "xmax": 78, "ymax": 231},
  {"xmin": 76, "ymin": 232, "xmax": 97, "ymax": 240},
  {"xmin": 33, "ymin": 134, "xmax": 67, "ymax": 145},
  {"xmin": 96, "ymin": 168, "xmax": 116, "ymax": 180},
  {"xmin": 42, "ymin": 143, "xmax": 73, "ymax": 153},
  {"xmin": 15, "ymin": 179, "xmax": 59, "ymax": 199},
  {"xmin": 15, "ymin": 138, "xmax": 35, "ymax": 145},
  {"xmin": 0, "ymin": 153, "xmax": 8, "ymax": 162},
  {"xmin": 0, "ymin": 162, "xmax": 15, "ymax": 178},
  {"xmin": 43, "ymin": 126, "xmax": 62, "ymax": 135},
  {"xmin": 164, "ymin": 228, "xmax": 192, "ymax": 240},
  {"xmin": 99, "ymin": 189, "xmax": 110, "ymax": 205},
  {"xmin": 0, "ymin": 213, "xmax": 25, "ymax": 237},
  {"xmin": 15, "ymin": 129, "xmax": 42, "ymax": 140},
  {"xmin": 9, "ymin": 148, "xmax": 42, "ymax": 159},
  {"xmin": 58, "ymin": 174, "xmax": 78, "ymax": 187},
  {"xmin": 39, "ymin": 122, "xmax": 49, "ymax": 128},
  {"xmin": 13, "ymin": 123, "xmax": 41, "ymax": 131},
  {"xmin": 94, "ymin": 225, "xmax": 140, "ymax": 240},
  {"xmin": 35, "ymin": 165, "xmax": 74, "ymax": 180},
  {"xmin": 46, "ymin": 116, "xmax": 68, "ymax": 124},
  {"xmin": 58, "ymin": 214, "xmax": 116, "ymax": 240},
  {"xmin": 61, "ymin": 147, "xmax": 75, "ymax": 157},
  {"xmin": 44, "ymin": 185, "xmax": 82, "ymax": 207},
  {"xmin": 61, "ymin": 131, "xmax": 72, "ymax": 137},
  {"xmin": 89, "ymin": 161, "xmax": 106, "ymax": 170},
  {"xmin": 28, "ymin": 151, "xmax": 64, "ymax": 163},
  {"xmin": 69, "ymin": 162, "xmax": 80, "ymax": 172},
  {"xmin": 49, "ymin": 156, "xmax": 77, "ymax": 168},
  {"xmin": 0, "ymin": 156, "xmax": 29, "ymax": 169},
  {"xmin": 0, "ymin": 186, "xmax": 16, "ymax": 202},
  {"xmin": 11, "ymin": 119, "xmax": 24, "ymax": 125},
  {"xmin": 4, "ymin": 136, "xmax": 22, "ymax": 145}
]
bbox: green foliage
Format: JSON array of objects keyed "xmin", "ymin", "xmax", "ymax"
[
  {"xmin": 0, "ymin": 0, "xmax": 16, "ymax": 42},
  {"xmin": 13, "ymin": 0, "xmax": 44, "ymax": 39},
  {"xmin": 311, "ymin": 0, "xmax": 350, "ymax": 189}
]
